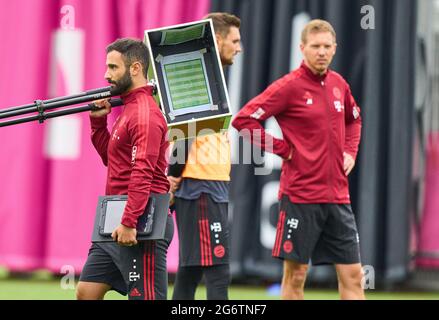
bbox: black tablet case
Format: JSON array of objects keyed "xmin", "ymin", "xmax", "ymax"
[{"xmin": 91, "ymin": 193, "xmax": 170, "ymax": 242}]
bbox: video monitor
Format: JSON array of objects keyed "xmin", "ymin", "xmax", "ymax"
[{"xmin": 144, "ymin": 19, "xmax": 233, "ymax": 139}]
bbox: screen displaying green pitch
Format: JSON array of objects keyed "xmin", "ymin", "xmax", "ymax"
[{"xmin": 160, "ymin": 50, "xmax": 213, "ymax": 117}]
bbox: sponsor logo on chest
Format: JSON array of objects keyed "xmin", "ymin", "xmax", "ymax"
[
  {"xmin": 334, "ymin": 100, "xmax": 344, "ymax": 112},
  {"xmin": 303, "ymin": 91, "xmax": 313, "ymax": 105},
  {"xmin": 333, "ymin": 87, "xmax": 345, "ymax": 112},
  {"xmin": 112, "ymin": 129, "xmax": 120, "ymax": 141},
  {"xmin": 111, "ymin": 116, "xmax": 126, "ymax": 141}
]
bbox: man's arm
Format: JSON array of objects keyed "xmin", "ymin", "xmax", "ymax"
[
  {"xmin": 121, "ymin": 99, "xmax": 163, "ymax": 229},
  {"xmin": 168, "ymin": 138, "xmax": 193, "ymax": 178},
  {"xmin": 166, "ymin": 138, "xmax": 193, "ymax": 206},
  {"xmin": 89, "ymin": 99, "xmax": 112, "ymax": 166},
  {"xmin": 231, "ymin": 76, "xmax": 292, "ymax": 160},
  {"xmin": 343, "ymin": 84, "xmax": 362, "ymax": 175}
]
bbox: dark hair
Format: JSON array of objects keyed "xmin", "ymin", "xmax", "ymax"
[
  {"xmin": 204, "ymin": 12, "xmax": 241, "ymax": 37},
  {"xmin": 106, "ymin": 38, "xmax": 149, "ymax": 78}
]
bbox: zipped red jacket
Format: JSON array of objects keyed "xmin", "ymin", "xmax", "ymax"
[
  {"xmin": 90, "ymin": 86, "xmax": 170, "ymax": 228},
  {"xmin": 232, "ymin": 62, "xmax": 362, "ymax": 204}
]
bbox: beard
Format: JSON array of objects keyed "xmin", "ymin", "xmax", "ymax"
[
  {"xmin": 220, "ymin": 50, "xmax": 234, "ymax": 66},
  {"xmin": 221, "ymin": 56, "xmax": 233, "ymax": 66},
  {"xmin": 108, "ymin": 69, "xmax": 133, "ymax": 95}
]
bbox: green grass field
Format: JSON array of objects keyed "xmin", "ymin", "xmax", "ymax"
[{"xmin": 1, "ymin": 274, "xmax": 439, "ymax": 300}]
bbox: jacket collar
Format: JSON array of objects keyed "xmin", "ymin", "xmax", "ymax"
[
  {"xmin": 300, "ymin": 61, "xmax": 329, "ymax": 82},
  {"xmin": 121, "ymin": 85, "xmax": 153, "ymax": 104}
]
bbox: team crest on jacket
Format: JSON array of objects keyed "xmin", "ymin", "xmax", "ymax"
[{"xmin": 333, "ymin": 87, "xmax": 342, "ymax": 99}]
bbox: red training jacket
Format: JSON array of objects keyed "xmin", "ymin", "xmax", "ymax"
[
  {"xmin": 90, "ymin": 86, "xmax": 170, "ymax": 228},
  {"xmin": 232, "ymin": 62, "xmax": 362, "ymax": 204}
]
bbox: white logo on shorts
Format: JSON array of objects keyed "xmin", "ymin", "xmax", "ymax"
[
  {"xmin": 129, "ymin": 272, "xmax": 140, "ymax": 282},
  {"xmin": 287, "ymin": 218, "xmax": 299, "ymax": 229},
  {"xmin": 210, "ymin": 222, "xmax": 222, "ymax": 233}
]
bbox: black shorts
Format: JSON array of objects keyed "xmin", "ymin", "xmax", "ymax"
[
  {"xmin": 175, "ymin": 193, "xmax": 229, "ymax": 267},
  {"xmin": 272, "ymin": 196, "xmax": 361, "ymax": 265},
  {"xmin": 79, "ymin": 215, "xmax": 174, "ymax": 300}
]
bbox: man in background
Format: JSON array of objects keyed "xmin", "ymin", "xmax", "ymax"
[
  {"xmin": 232, "ymin": 19, "xmax": 365, "ymax": 300},
  {"xmin": 169, "ymin": 12, "xmax": 242, "ymax": 300}
]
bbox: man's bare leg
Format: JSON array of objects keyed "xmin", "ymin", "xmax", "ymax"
[
  {"xmin": 335, "ymin": 264, "xmax": 365, "ymax": 300},
  {"xmin": 76, "ymin": 281, "xmax": 111, "ymax": 300},
  {"xmin": 281, "ymin": 260, "xmax": 309, "ymax": 300}
]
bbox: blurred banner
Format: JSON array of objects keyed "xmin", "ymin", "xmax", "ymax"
[
  {"xmin": 414, "ymin": 0, "xmax": 439, "ymax": 269},
  {"xmin": 0, "ymin": 0, "xmax": 209, "ymax": 274},
  {"xmin": 417, "ymin": 133, "xmax": 439, "ymax": 267}
]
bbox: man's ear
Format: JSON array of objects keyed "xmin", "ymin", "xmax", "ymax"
[
  {"xmin": 130, "ymin": 61, "xmax": 142, "ymax": 76},
  {"xmin": 215, "ymin": 33, "xmax": 223, "ymax": 47}
]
